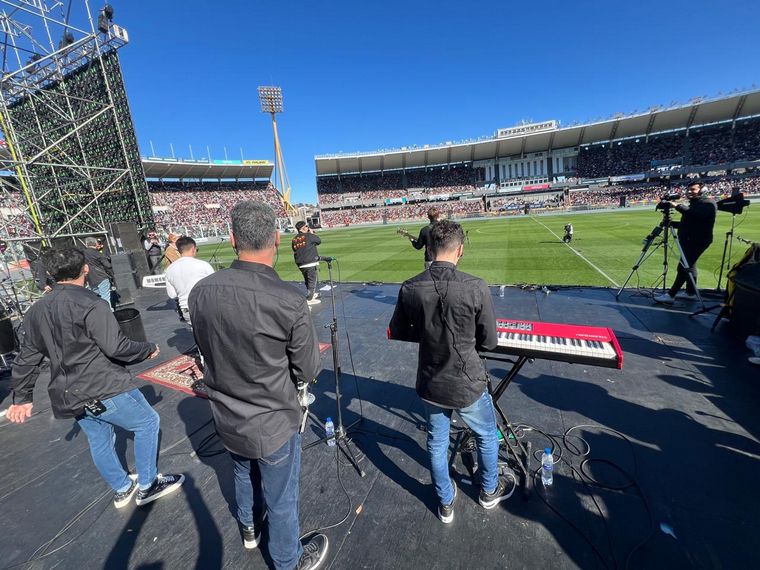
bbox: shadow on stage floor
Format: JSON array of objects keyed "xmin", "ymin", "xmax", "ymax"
[{"xmin": 1, "ymin": 283, "xmax": 759, "ymax": 569}]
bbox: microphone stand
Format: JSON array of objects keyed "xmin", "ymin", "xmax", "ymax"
[{"xmin": 304, "ymin": 257, "xmax": 366, "ymax": 477}]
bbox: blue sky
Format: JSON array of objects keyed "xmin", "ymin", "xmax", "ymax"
[{"xmin": 113, "ymin": 0, "xmax": 760, "ymax": 203}]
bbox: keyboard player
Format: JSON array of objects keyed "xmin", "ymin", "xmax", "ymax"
[{"xmin": 389, "ymin": 219, "xmax": 512, "ymax": 524}]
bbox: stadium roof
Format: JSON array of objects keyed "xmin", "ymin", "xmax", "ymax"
[
  {"xmin": 141, "ymin": 157, "xmax": 273, "ymax": 180},
  {"xmin": 314, "ymin": 89, "xmax": 760, "ymax": 176}
]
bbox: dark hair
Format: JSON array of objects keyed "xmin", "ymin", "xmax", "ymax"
[
  {"xmin": 176, "ymin": 236, "xmax": 196, "ymax": 254},
  {"xmin": 295, "ymin": 221, "xmax": 308, "ymax": 231},
  {"xmin": 427, "ymin": 207, "xmax": 441, "ymax": 223},
  {"xmin": 430, "ymin": 219, "xmax": 465, "ymax": 256},
  {"xmin": 230, "ymin": 201, "xmax": 276, "ymax": 252},
  {"xmin": 43, "ymin": 246, "xmax": 85, "ymax": 282},
  {"xmin": 687, "ymin": 181, "xmax": 703, "ymax": 189}
]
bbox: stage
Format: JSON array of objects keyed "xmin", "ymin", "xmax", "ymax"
[{"xmin": 1, "ymin": 282, "xmax": 759, "ymax": 569}]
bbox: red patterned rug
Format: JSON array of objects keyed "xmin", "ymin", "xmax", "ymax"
[
  {"xmin": 137, "ymin": 343, "xmax": 332, "ymax": 398},
  {"xmin": 137, "ymin": 354, "xmax": 208, "ymax": 398}
]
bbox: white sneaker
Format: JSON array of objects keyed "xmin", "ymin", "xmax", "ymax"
[
  {"xmin": 675, "ymin": 291, "xmax": 697, "ymax": 300},
  {"xmin": 749, "ymin": 357, "xmax": 760, "ymax": 366},
  {"xmin": 306, "ymin": 298, "xmax": 321, "ymax": 306},
  {"xmin": 654, "ymin": 293, "xmax": 675, "ymax": 304}
]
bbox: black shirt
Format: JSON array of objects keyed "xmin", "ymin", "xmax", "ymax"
[
  {"xmin": 188, "ymin": 260, "xmax": 321, "ymax": 459},
  {"xmin": 388, "ymin": 262, "xmax": 498, "ymax": 408},
  {"xmin": 83, "ymin": 247, "xmax": 113, "ymax": 287},
  {"xmin": 412, "ymin": 224, "xmax": 435, "ymax": 262},
  {"xmin": 12, "ymin": 284, "xmax": 155, "ymax": 418},
  {"xmin": 675, "ymin": 195, "xmax": 717, "ymax": 245},
  {"xmin": 291, "ymin": 232, "xmax": 321, "ymax": 267}
]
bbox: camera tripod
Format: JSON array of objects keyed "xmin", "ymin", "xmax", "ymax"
[
  {"xmin": 616, "ymin": 210, "xmax": 706, "ymax": 312},
  {"xmin": 303, "ymin": 258, "xmax": 366, "ymax": 478}
]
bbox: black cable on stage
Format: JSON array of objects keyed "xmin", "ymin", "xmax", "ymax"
[
  {"xmin": 0, "ymin": 488, "xmax": 112, "ymax": 570},
  {"xmin": 335, "ymin": 259, "xmax": 365, "ymax": 419},
  {"xmin": 510, "ymin": 422, "xmax": 655, "ymax": 570},
  {"xmin": 300, "ymin": 442, "xmax": 354, "ymax": 539}
]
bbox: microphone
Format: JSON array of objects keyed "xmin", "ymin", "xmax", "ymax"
[{"xmin": 319, "ymin": 256, "xmax": 336, "ymax": 262}]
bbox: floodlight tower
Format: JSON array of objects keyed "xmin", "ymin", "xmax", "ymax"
[{"xmin": 257, "ymin": 86, "xmax": 297, "ymax": 217}]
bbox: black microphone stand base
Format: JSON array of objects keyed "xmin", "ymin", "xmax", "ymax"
[{"xmin": 302, "ymin": 258, "xmax": 366, "ymax": 478}]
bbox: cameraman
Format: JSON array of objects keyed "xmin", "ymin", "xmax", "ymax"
[
  {"xmin": 291, "ymin": 221, "xmax": 321, "ymax": 305},
  {"xmin": 654, "ymin": 181, "xmax": 717, "ymax": 304}
]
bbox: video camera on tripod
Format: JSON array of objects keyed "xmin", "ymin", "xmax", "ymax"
[{"xmin": 641, "ymin": 193, "xmax": 681, "ymax": 249}]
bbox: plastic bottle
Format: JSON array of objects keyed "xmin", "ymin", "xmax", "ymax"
[
  {"xmin": 325, "ymin": 417, "xmax": 336, "ymax": 447},
  {"xmin": 541, "ymin": 447, "xmax": 554, "ymax": 486},
  {"xmin": 499, "ymin": 285, "xmax": 505, "ymax": 298}
]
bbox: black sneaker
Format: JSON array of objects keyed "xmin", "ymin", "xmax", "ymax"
[
  {"xmin": 297, "ymin": 533, "xmax": 329, "ymax": 570},
  {"xmin": 113, "ymin": 475, "xmax": 138, "ymax": 509},
  {"xmin": 135, "ymin": 473, "xmax": 185, "ymax": 506},
  {"xmin": 478, "ymin": 476, "xmax": 513, "ymax": 509},
  {"xmin": 241, "ymin": 511, "xmax": 267, "ymax": 550},
  {"xmin": 437, "ymin": 480, "xmax": 457, "ymax": 524}
]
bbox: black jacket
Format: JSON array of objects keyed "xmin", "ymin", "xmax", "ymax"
[
  {"xmin": 83, "ymin": 247, "xmax": 113, "ymax": 287},
  {"xmin": 388, "ymin": 262, "xmax": 498, "ymax": 408},
  {"xmin": 188, "ymin": 260, "xmax": 321, "ymax": 459},
  {"xmin": 291, "ymin": 232, "xmax": 321, "ymax": 267},
  {"xmin": 11, "ymin": 284, "xmax": 155, "ymax": 418},
  {"xmin": 411, "ymin": 224, "xmax": 434, "ymax": 262},
  {"xmin": 675, "ymin": 195, "xmax": 717, "ymax": 246}
]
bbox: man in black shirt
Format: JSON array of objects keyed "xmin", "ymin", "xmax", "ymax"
[
  {"xmin": 655, "ymin": 181, "xmax": 717, "ymax": 304},
  {"xmin": 406, "ymin": 207, "xmax": 440, "ymax": 269},
  {"xmin": 83, "ymin": 236, "xmax": 114, "ymax": 308},
  {"xmin": 7, "ymin": 246, "xmax": 184, "ymax": 509},
  {"xmin": 291, "ymin": 221, "xmax": 322, "ymax": 305},
  {"xmin": 389, "ymin": 220, "xmax": 510, "ymax": 524},
  {"xmin": 189, "ymin": 202, "xmax": 328, "ymax": 569}
]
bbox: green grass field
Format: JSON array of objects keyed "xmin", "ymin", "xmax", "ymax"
[{"xmin": 197, "ymin": 207, "xmax": 759, "ymax": 288}]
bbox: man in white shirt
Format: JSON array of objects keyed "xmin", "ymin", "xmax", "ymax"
[{"xmin": 165, "ymin": 236, "xmax": 214, "ymax": 325}]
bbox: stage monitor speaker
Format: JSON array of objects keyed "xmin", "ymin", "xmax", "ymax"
[
  {"xmin": 730, "ymin": 262, "xmax": 760, "ymax": 338},
  {"xmin": 109, "ymin": 222, "xmax": 150, "ymax": 283}
]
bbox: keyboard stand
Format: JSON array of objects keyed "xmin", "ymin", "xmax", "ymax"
[{"xmin": 452, "ymin": 353, "xmax": 533, "ymax": 498}]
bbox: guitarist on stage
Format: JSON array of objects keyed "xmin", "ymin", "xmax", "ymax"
[{"xmin": 402, "ymin": 207, "xmax": 440, "ymax": 269}]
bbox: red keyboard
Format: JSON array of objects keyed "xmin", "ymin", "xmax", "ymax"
[{"xmin": 491, "ymin": 319, "xmax": 623, "ymax": 369}]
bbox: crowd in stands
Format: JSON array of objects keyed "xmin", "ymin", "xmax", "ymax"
[
  {"xmin": 317, "ymin": 167, "xmax": 476, "ymax": 205},
  {"xmin": 569, "ymin": 175, "xmax": 760, "ymax": 208},
  {"xmin": 488, "ymin": 193, "xmax": 564, "ymax": 212},
  {"xmin": 320, "ymin": 199, "xmax": 484, "ymax": 226},
  {"xmin": 577, "ymin": 117, "xmax": 760, "ymax": 178},
  {"xmin": 149, "ymin": 182, "xmax": 286, "ymax": 235}
]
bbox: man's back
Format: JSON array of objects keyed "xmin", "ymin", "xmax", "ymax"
[
  {"xmin": 13, "ymin": 285, "xmax": 153, "ymax": 418},
  {"xmin": 389, "ymin": 262, "xmax": 497, "ymax": 408},
  {"xmin": 83, "ymin": 247, "xmax": 112, "ymax": 286},
  {"xmin": 164, "ymin": 256, "xmax": 214, "ymax": 308},
  {"xmin": 188, "ymin": 260, "xmax": 320, "ymax": 458}
]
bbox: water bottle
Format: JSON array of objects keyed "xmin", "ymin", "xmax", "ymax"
[
  {"xmin": 325, "ymin": 417, "xmax": 336, "ymax": 447},
  {"xmin": 499, "ymin": 285, "xmax": 505, "ymax": 298},
  {"xmin": 541, "ymin": 447, "xmax": 554, "ymax": 486}
]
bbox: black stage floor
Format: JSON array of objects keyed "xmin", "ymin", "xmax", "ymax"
[{"xmin": 1, "ymin": 283, "xmax": 759, "ymax": 569}]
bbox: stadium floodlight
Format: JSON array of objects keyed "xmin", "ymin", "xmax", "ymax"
[
  {"xmin": 258, "ymin": 86, "xmax": 284, "ymax": 114},
  {"xmin": 257, "ymin": 85, "xmax": 295, "ymax": 217}
]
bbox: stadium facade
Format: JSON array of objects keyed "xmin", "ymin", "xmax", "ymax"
[{"xmin": 314, "ymin": 90, "xmax": 760, "ymax": 225}]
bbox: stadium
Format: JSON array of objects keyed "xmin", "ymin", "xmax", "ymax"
[{"xmin": 0, "ymin": 2, "xmax": 759, "ymax": 570}]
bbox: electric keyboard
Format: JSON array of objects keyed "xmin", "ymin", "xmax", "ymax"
[{"xmin": 489, "ymin": 319, "xmax": 623, "ymax": 369}]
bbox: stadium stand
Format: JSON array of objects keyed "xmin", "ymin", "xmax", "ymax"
[{"xmin": 148, "ymin": 181, "xmax": 286, "ymax": 236}]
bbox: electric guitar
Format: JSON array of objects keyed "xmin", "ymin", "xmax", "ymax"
[{"xmin": 397, "ymin": 228, "xmax": 415, "ymax": 240}]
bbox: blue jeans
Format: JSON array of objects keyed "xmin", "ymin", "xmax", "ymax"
[
  {"xmin": 422, "ymin": 390, "xmax": 499, "ymax": 505},
  {"xmin": 230, "ymin": 433, "xmax": 302, "ymax": 570},
  {"xmin": 91, "ymin": 278, "xmax": 111, "ymax": 307},
  {"xmin": 77, "ymin": 388, "xmax": 160, "ymax": 492}
]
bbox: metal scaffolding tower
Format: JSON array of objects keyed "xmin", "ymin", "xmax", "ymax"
[{"xmin": 0, "ymin": 0, "xmax": 152, "ymax": 249}]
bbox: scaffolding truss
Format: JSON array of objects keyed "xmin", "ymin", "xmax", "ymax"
[{"xmin": 0, "ymin": 0, "xmax": 152, "ymax": 247}]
